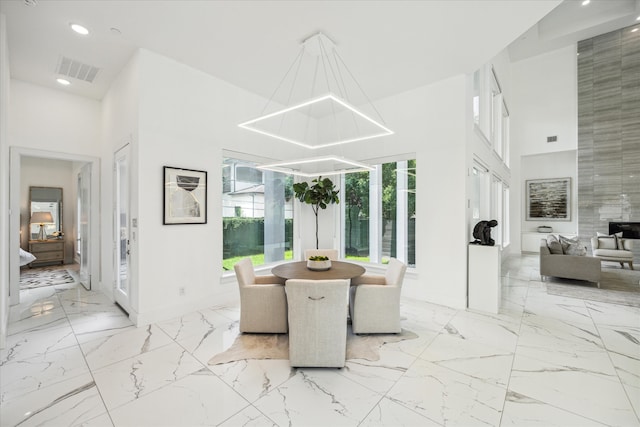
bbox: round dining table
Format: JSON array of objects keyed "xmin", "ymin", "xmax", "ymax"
[{"xmin": 272, "ymin": 260, "xmax": 365, "ymax": 281}]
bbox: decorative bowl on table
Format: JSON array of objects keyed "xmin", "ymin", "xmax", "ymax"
[
  {"xmin": 537, "ymin": 226, "xmax": 553, "ymax": 233},
  {"xmin": 307, "ymin": 256, "xmax": 332, "ymax": 271}
]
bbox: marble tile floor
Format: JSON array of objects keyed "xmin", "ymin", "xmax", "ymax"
[{"xmin": 1, "ymin": 254, "xmax": 639, "ymax": 426}]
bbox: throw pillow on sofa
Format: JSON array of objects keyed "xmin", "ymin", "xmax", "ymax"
[
  {"xmin": 559, "ymin": 235, "xmax": 587, "ymax": 256},
  {"xmin": 546, "ymin": 235, "xmax": 564, "ymax": 254},
  {"xmin": 596, "ymin": 232, "xmax": 622, "ymax": 249}
]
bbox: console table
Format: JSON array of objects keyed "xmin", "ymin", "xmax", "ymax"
[{"xmin": 28, "ymin": 239, "xmax": 64, "ymax": 267}]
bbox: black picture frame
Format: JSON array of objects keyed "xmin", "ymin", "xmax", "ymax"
[
  {"xmin": 526, "ymin": 177, "xmax": 571, "ymax": 221},
  {"xmin": 163, "ymin": 166, "xmax": 207, "ymax": 225}
]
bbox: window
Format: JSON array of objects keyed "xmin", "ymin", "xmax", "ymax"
[
  {"xmin": 235, "ymin": 166, "xmax": 262, "ymax": 185},
  {"xmin": 222, "ymin": 156, "xmax": 294, "ymax": 271},
  {"xmin": 501, "ymin": 100, "xmax": 510, "ymax": 167},
  {"xmin": 492, "ymin": 176, "xmax": 503, "ymax": 247},
  {"xmin": 489, "ymin": 176, "xmax": 511, "ymax": 248},
  {"xmin": 473, "ymin": 70, "xmax": 481, "ymax": 126},
  {"xmin": 503, "ymin": 185, "xmax": 510, "ymax": 247},
  {"xmin": 470, "ymin": 162, "xmax": 490, "ymax": 240},
  {"xmin": 490, "ymin": 68, "xmax": 502, "ymax": 158},
  {"xmin": 342, "ymin": 159, "xmax": 416, "ymax": 267},
  {"xmin": 472, "ymin": 65, "xmax": 510, "ymax": 168}
]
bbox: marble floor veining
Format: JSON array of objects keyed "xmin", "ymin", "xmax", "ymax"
[{"xmin": 1, "ymin": 255, "xmax": 639, "ymax": 426}]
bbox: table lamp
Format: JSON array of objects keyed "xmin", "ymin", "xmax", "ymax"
[{"xmin": 30, "ymin": 211, "xmax": 54, "ymax": 241}]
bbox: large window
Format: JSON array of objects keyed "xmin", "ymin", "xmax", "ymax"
[
  {"xmin": 222, "ymin": 156, "xmax": 294, "ymax": 270},
  {"xmin": 501, "ymin": 100, "xmax": 510, "ymax": 167},
  {"xmin": 472, "ymin": 65, "xmax": 510, "ymax": 167},
  {"xmin": 489, "ymin": 175, "xmax": 510, "ymax": 249},
  {"xmin": 342, "ymin": 159, "xmax": 416, "ymax": 267},
  {"xmin": 492, "ymin": 176, "xmax": 504, "ymax": 247},
  {"xmin": 470, "ymin": 162, "xmax": 490, "ymax": 240}
]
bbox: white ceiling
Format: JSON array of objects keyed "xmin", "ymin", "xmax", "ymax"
[{"xmin": 1, "ymin": 0, "xmax": 639, "ymax": 102}]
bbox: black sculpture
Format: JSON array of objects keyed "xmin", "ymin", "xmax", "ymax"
[{"xmin": 471, "ymin": 220, "xmax": 498, "ymax": 246}]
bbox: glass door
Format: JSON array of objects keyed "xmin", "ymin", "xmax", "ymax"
[
  {"xmin": 114, "ymin": 145, "xmax": 131, "ymax": 313},
  {"xmin": 78, "ymin": 163, "xmax": 91, "ymax": 290}
]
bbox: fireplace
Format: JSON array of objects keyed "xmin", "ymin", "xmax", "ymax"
[{"xmin": 609, "ymin": 222, "xmax": 640, "ymax": 239}]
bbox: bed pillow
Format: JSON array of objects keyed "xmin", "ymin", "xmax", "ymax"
[
  {"xmin": 559, "ymin": 235, "xmax": 587, "ymax": 256},
  {"xmin": 19, "ymin": 248, "xmax": 36, "ymax": 266}
]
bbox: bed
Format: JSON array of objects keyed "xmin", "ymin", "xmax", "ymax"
[{"xmin": 19, "ymin": 248, "xmax": 36, "ymax": 266}]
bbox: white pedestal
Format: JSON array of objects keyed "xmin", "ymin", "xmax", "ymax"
[{"xmin": 468, "ymin": 244, "xmax": 501, "ymax": 314}]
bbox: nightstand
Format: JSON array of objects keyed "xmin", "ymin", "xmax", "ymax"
[{"xmin": 28, "ymin": 240, "xmax": 65, "ymax": 266}]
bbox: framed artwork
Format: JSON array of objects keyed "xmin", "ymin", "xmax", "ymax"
[
  {"xmin": 163, "ymin": 166, "xmax": 207, "ymax": 224},
  {"xmin": 526, "ymin": 178, "xmax": 571, "ymax": 221}
]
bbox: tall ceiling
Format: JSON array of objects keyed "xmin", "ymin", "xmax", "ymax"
[{"xmin": 1, "ymin": 0, "xmax": 639, "ymax": 102}]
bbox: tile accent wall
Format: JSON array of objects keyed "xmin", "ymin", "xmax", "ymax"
[{"xmin": 578, "ymin": 25, "xmax": 640, "ymax": 265}]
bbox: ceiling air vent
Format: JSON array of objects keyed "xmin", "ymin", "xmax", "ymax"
[{"xmin": 56, "ymin": 56, "xmax": 100, "ymax": 83}]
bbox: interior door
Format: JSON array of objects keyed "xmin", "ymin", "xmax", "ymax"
[
  {"xmin": 78, "ymin": 163, "xmax": 91, "ymax": 290},
  {"xmin": 114, "ymin": 145, "xmax": 131, "ymax": 313}
]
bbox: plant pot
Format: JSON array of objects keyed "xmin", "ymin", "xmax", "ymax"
[{"xmin": 307, "ymin": 260, "xmax": 332, "ymax": 271}]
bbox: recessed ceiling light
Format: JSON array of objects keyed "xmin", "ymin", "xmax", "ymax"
[
  {"xmin": 632, "ymin": 28, "xmax": 639, "ymax": 33},
  {"xmin": 581, "ymin": 0, "xmax": 590, "ymax": 5},
  {"xmin": 56, "ymin": 78, "xmax": 71, "ymax": 86},
  {"xmin": 636, "ymin": 16, "xmax": 640, "ymax": 21},
  {"xmin": 70, "ymin": 23, "xmax": 89, "ymax": 36}
]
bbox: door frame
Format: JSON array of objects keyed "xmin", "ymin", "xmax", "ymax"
[
  {"xmin": 9, "ymin": 147, "xmax": 100, "ymax": 305},
  {"xmin": 113, "ymin": 144, "xmax": 132, "ymax": 314}
]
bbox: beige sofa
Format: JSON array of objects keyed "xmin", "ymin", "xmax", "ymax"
[{"xmin": 539, "ymin": 239, "xmax": 601, "ymax": 287}]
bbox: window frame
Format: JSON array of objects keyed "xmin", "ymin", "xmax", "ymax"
[
  {"xmin": 222, "ymin": 152, "xmax": 294, "ymax": 271},
  {"xmin": 340, "ymin": 155, "xmax": 416, "ymax": 268}
]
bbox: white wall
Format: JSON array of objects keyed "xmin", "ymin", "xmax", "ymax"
[
  {"xmin": 132, "ymin": 50, "xmax": 310, "ymax": 324},
  {"xmin": 521, "ymin": 150, "xmax": 578, "ymax": 235},
  {"xmin": 101, "ymin": 50, "xmax": 141, "ymax": 313},
  {"xmin": 511, "ymin": 44, "xmax": 580, "ymax": 249},
  {"xmin": 8, "ymin": 80, "xmax": 101, "ymax": 156},
  {"xmin": 339, "ymin": 75, "xmax": 469, "ymax": 307},
  {"xmin": 511, "ymin": 45, "xmax": 578, "ymax": 156},
  {"xmin": 20, "ymin": 158, "xmax": 76, "ymax": 263},
  {"xmin": 0, "ymin": 14, "xmax": 10, "ymax": 349},
  {"xmin": 7, "ymin": 81, "xmax": 102, "ymax": 308},
  {"xmin": 128, "ymin": 49, "xmax": 471, "ymax": 321}
]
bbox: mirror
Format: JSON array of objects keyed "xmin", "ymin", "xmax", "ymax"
[{"xmin": 29, "ymin": 186, "xmax": 63, "ymax": 240}]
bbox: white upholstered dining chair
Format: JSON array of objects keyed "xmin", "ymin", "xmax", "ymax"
[
  {"xmin": 285, "ymin": 279, "xmax": 350, "ymax": 367},
  {"xmin": 234, "ymin": 257, "xmax": 288, "ymax": 333},
  {"xmin": 349, "ymin": 258, "xmax": 407, "ymax": 334},
  {"xmin": 304, "ymin": 249, "xmax": 339, "ymax": 260}
]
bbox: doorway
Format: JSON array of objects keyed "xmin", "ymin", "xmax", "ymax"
[{"xmin": 9, "ymin": 147, "xmax": 100, "ymax": 306}]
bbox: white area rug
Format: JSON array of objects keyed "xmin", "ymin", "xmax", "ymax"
[
  {"xmin": 209, "ymin": 327, "xmax": 418, "ymax": 365},
  {"xmin": 546, "ymin": 266, "xmax": 640, "ymax": 307},
  {"xmin": 20, "ymin": 265, "xmax": 77, "ymax": 289}
]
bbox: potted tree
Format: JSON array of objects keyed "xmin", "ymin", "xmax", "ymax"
[{"xmin": 293, "ymin": 176, "xmax": 339, "ymax": 250}]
